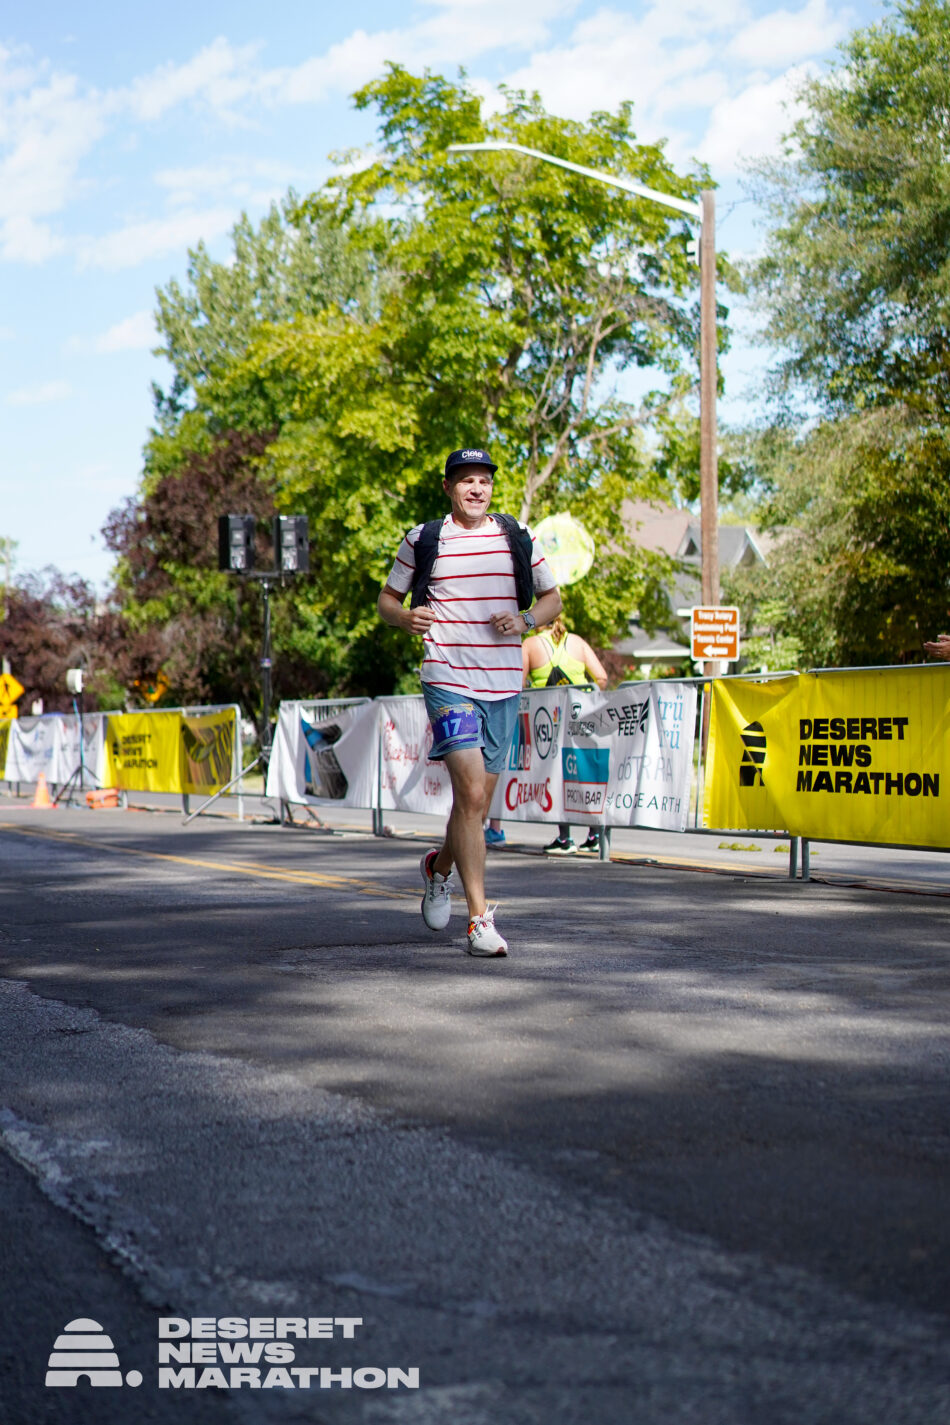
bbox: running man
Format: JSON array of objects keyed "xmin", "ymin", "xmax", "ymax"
[{"xmin": 377, "ymin": 447, "xmax": 562, "ymax": 956}]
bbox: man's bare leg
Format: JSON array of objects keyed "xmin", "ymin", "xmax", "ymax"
[{"xmin": 432, "ymin": 749, "xmax": 498, "ymax": 918}]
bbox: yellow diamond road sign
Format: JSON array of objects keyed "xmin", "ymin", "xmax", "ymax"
[{"xmin": 0, "ymin": 672, "xmax": 24, "ymax": 707}]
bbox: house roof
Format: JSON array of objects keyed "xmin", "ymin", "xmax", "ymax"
[
  {"xmin": 621, "ymin": 497, "xmax": 769, "ymax": 570},
  {"xmin": 613, "ymin": 622, "xmax": 692, "ymax": 660}
]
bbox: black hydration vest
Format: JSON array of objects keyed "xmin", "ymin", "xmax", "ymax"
[{"xmin": 409, "ymin": 514, "xmax": 535, "ymax": 610}]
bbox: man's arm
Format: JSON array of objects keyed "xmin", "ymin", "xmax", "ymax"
[
  {"xmin": 377, "ymin": 585, "xmax": 437, "ymax": 636},
  {"xmin": 923, "ymin": 633, "xmax": 950, "ymax": 662},
  {"xmin": 490, "ymin": 586, "xmax": 562, "ymax": 638},
  {"xmin": 528, "ymin": 586, "xmax": 562, "ymax": 631}
]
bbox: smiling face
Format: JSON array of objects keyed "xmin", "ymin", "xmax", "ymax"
[{"xmin": 443, "ymin": 467, "xmax": 494, "ymax": 528}]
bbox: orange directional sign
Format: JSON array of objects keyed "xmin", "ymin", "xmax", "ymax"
[
  {"xmin": 690, "ymin": 606, "xmax": 740, "ymax": 662},
  {"xmin": 0, "ymin": 671, "xmax": 24, "ymax": 719}
]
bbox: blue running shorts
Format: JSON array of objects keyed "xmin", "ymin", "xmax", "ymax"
[{"xmin": 421, "ymin": 683, "xmax": 520, "ymax": 775}]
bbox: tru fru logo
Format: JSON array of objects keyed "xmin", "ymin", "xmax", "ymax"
[{"xmin": 45, "ymin": 1318, "xmax": 142, "ymax": 1388}]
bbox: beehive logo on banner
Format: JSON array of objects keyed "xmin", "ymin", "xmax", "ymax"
[
  {"xmin": 45, "ymin": 1318, "xmax": 142, "ymax": 1388},
  {"xmin": 705, "ymin": 668, "xmax": 950, "ymax": 848},
  {"xmin": 739, "ymin": 721, "xmax": 766, "ymax": 787}
]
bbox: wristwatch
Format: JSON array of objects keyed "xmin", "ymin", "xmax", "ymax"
[{"xmin": 521, "ymin": 609, "xmax": 537, "ymax": 631}]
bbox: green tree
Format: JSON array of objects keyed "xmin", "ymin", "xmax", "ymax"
[
  {"xmin": 154, "ymin": 193, "xmax": 377, "ymax": 396},
  {"xmin": 746, "ymin": 0, "xmax": 950, "ymax": 663},
  {"xmin": 209, "ymin": 68, "xmax": 724, "ymax": 674},
  {"xmin": 118, "ymin": 67, "xmax": 729, "ymax": 701}
]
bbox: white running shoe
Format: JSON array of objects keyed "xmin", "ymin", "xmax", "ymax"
[
  {"xmin": 466, "ymin": 905, "xmax": 508, "ymax": 957},
  {"xmin": 420, "ymin": 850, "xmax": 454, "ymax": 930}
]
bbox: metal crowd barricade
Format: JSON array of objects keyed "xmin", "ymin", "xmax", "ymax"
[
  {"xmin": 619, "ymin": 671, "xmax": 806, "ymax": 878},
  {"xmin": 0, "ymin": 702, "xmax": 244, "ymax": 820},
  {"xmin": 174, "ymin": 703, "xmax": 245, "ymax": 822},
  {"xmin": 618, "ymin": 663, "xmax": 950, "ymax": 881},
  {"xmin": 276, "ymin": 698, "xmax": 373, "ymax": 828}
]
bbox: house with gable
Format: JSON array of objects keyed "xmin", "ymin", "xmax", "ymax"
[{"xmin": 609, "ymin": 498, "xmax": 772, "ymax": 677}]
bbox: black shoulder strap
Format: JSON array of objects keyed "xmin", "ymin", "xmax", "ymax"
[
  {"xmin": 410, "ymin": 512, "xmax": 534, "ymax": 609},
  {"xmin": 493, "ymin": 513, "xmax": 535, "ymax": 610},
  {"xmin": 409, "ymin": 519, "xmax": 445, "ymax": 608}
]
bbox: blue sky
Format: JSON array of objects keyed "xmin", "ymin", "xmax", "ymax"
[{"xmin": 2, "ymin": 0, "xmax": 883, "ymax": 588}]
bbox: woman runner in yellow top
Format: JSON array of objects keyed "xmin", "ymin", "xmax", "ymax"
[{"xmin": 485, "ymin": 616, "xmax": 608, "ymax": 855}]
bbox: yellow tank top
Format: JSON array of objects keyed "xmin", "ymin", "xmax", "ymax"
[{"xmin": 528, "ymin": 633, "xmax": 589, "ymax": 687}]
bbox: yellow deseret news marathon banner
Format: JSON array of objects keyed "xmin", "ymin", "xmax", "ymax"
[
  {"xmin": 181, "ymin": 710, "xmax": 236, "ymax": 795},
  {"xmin": 704, "ymin": 668, "xmax": 950, "ymax": 848},
  {"xmin": 105, "ymin": 712, "xmax": 183, "ymax": 793}
]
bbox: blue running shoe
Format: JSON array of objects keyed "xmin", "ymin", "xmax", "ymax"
[{"xmin": 484, "ymin": 826, "xmax": 506, "ymax": 848}]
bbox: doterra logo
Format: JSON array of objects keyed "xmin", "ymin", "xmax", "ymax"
[
  {"xmin": 45, "ymin": 1318, "xmax": 142, "ymax": 1388},
  {"xmin": 739, "ymin": 721, "xmax": 766, "ymax": 787}
]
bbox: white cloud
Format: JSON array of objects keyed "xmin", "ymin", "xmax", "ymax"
[
  {"xmin": 6, "ymin": 379, "xmax": 72, "ymax": 406},
  {"xmin": 496, "ymin": 1, "xmax": 850, "ymax": 169},
  {"xmin": 0, "ymin": 213, "xmax": 65, "ymax": 262},
  {"xmin": 0, "ymin": 3, "xmax": 859, "ymax": 274},
  {"xmin": 153, "ymin": 157, "xmax": 304, "ymax": 209},
  {"xmin": 273, "ymin": 1, "xmax": 579, "ymax": 105},
  {"xmin": 698, "ymin": 65, "xmax": 814, "ymax": 174},
  {"xmin": 0, "ymin": 65, "xmax": 110, "ymax": 223},
  {"xmin": 730, "ymin": 0, "xmax": 848, "ymax": 66},
  {"xmin": 78, "ymin": 208, "xmax": 238, "ymax": 270},
  {"xmin": 93, "ymin": 310, "xmax": 156, "ymax": 353},
  {"xmin": 125, "ymin": 37, "xmax": 263, "ymax": 122}
]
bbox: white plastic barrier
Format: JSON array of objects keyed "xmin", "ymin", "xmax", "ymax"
[
  {"xmin": 2, "ymin": 712, "xmax": 106, "ymax": 788},
  {"xmin": 266, "ymin": 699, "xmax": 377, "ymax": 809},
  {"xmin": 268, "ymin": 684, "xmax": 698, "ymax": 833}
]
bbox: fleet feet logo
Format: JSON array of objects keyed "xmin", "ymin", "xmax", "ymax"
[
  {"xmin": 739, "ymin": 721, "xmax": 766, "ymax": 787},
  {"xmin": 45, "ymin": 1319, "xmax": 142, "ymax": 1388}
]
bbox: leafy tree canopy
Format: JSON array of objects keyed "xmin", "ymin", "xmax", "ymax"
[
  {"xmin": 0, "ymin": 571, "xmax": 122, "ymax": 713},
  {"xmin": 115, "ymin": 67, "xmax": 730, "ymax": 704},
  {"xmin": 752, "ymin": 0, "xmax": 950, "ymax": 416},
  {"xmin": 740, "ymin": 0, "xmax": 950, "ymax": 667}
]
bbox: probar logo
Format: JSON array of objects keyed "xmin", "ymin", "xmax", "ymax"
[{"xmin": 45, "ymin": 1319, "xmax": 142, "ymax": 1388}]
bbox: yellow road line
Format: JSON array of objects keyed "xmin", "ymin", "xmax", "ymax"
[{"xmin": 0, "ymin": 822, "xmax": 416, "ymax": 900}]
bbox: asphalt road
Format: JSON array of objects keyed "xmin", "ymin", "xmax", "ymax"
[{"xmin": 1, "ymin": 798, "xmax": 948, "ymax": 1424}]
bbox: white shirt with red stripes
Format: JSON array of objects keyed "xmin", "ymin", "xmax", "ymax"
[{"xmin": 385, "ymin": 514, "xmax": 556, "ymax": 700}]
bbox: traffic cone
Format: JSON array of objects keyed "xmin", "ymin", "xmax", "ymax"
[{"xmin": 31, "ymin": 773, "xmax": 54, "ymax": 809}]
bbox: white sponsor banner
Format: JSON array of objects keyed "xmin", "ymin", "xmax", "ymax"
[
  {"xmin": 265, "ymin": 700, "xmax": 379, "ymax": 807},
  {"xmin": 377, "ymin": 697, "xmax": 452, "ymax": 817},
  {"xmin": 57, "ymin": 713, "xmax": 107, "ymax": 786},
  {"xmin": 3, "ymin": 714, "xmax": 103, "ymax": 784},
  {"xmin": 487, "ymin": 688, "xmax": 567, "ymax": 822},
  {"xmin": 264, "ymin": 684, "xmax": 695, "ymax": 828},
  {"xmin": 4, "ymin": 716, "xmax": 58, "ymax": 782},
  {"xmin": 565, "ymin": 683, "xmax": 697, "ymax": 830},
  {"xmin": 2, "ymin": 713, "xmax": 129, "ymax": 787}
]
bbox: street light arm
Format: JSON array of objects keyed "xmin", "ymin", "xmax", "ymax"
[{"xmin": 447, "ymin": 140, "xmax": 702, "ymax": 223}]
